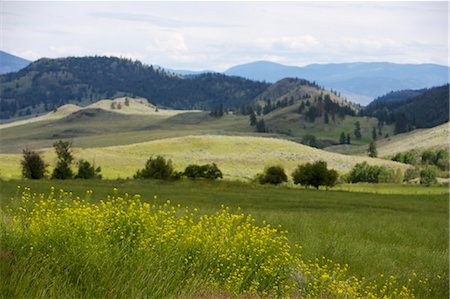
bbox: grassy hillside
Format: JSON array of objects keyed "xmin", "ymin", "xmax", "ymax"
[
  {"xmin": 0, "ymin": 135, "xmax": 409, "ymax": 180},
  {"xmin": 326, "ymin": 122, "xmax": 449, "ymax": 157}
]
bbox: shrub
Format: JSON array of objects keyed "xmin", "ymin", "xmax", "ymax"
[
  {"xmin": 292, "ymin": 161, "xmax": 338, "ymax": 189},
  {"xmin": 21, "ymin": 149, "xmax": 47, "ymax": 179},
  {"xmin": 134, "ymin": 155, "xmax": 174, "ymax": 180},
  {"xmin": 404, "ymin": 167, "xmax": 420, "ymax": 182},
  {"xmin": 75, "ymin": 160, "xmax": 102, "ymax": 179},
  {"xmin": 392, "ymin": 150, "xmax": 417, "ymax": 165},
  {"xmin": 51, "ymin": 140, "xmax": 74, "ymax": 180},
  {"xmin": 420, "ymin": 166, "xmax": 437, "ymax": 186},
  {"xmin": 258, "ymin": 166, "xmax": 288, "ymax": 185},
  {"xmin": 183, "ymin": 163, "xmax": 223, "ymax": 180},
  {"xmin": 348, "ymin": 162, "xmax": 401, "ymax": 183}
]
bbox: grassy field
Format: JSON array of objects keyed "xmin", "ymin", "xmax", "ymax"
[
  {"xmin": 0, "ymin": 135, "xmax": 409, "ymax": 180},
  {"xmin": 0, "ymin": 179, "xmax": 448, "ymax": 298}
]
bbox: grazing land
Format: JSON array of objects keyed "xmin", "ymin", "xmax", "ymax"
[{"xmin": 0, "ymin": 179, "xmax": 448, "ymax": 298}]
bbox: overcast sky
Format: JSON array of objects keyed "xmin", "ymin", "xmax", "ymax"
[{"xmin": 2, "ymin": 1, "xmax": 448, "ymax": 71}]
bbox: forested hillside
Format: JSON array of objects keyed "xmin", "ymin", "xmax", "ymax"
[
  {"xmin": 362, "ymin": 84, "xmax": 449, "ymax": 133},
  {"xmin": 0, "ymin": 56, "xmax": 269, "ymax": 119}
]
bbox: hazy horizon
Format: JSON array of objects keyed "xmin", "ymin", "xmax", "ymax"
[{"xmin": 2, "ymin": 1, "xmax": 449, "ymax": 71}]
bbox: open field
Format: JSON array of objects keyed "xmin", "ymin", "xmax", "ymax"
[
  {"xmin": 0, "ymin": 135, "xmax": 409, "ymax": 180},
  {"xmin": 0, "ymin": 179, "xmax": 448, "ymax": 298}
]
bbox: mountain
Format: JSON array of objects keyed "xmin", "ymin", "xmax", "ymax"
[
  {"xmin": 0, "ymin": 56, "xmax": 268, "ymax": 119},
  {"xmin": 0, "ymin": 51, "xmax": 31, "ymax": 74},
  {"xmin": 224, "ymin": 61, "xmax": 450, "ymax": 105},
  {"xmin": 363, "ymin": 84, "xmax": 449, "ymax": 133},
  {"xmin": 366, "ymin": 89, "xmax": 428, "ymax": 107}
]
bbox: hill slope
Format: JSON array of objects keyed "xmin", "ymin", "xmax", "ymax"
[
  {"xmin": 0, "ymin": 51, "xmax": 31, "ymax": 74},
  {"xmin": 225, "ymin": 61, "xmax": 450, "ymax": 104},
  {"xmin": 0, "ymin": 56, "xmax": 268, "ymax": 119},
  {"xmin": 0, "ymin": 135, "xmax": 409, "ymax": 180},
  {"xmin": 363, "ymin": 85, "xmax": 449, "ymax": 133}
]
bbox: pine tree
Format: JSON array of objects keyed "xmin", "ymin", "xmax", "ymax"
[
  {"xmin": 354, "ymin": 121, "xmax": 362, "ymax": 139},
  {"xmin": 324, "ymin": 112, "xmax": 329, "ymax": 124},
  {"xmin": 368, "ymin": 141, "xmax": 377, "ymax": 157},
  {"xmin": 249, "ymin": 111, "xmax": 257, "ymax": 126},
  {"xmin": 372, "ymin": 127, "xmax": 377, "ymax": 140},
  {"xmin": 346, "ymin": 133, "xmax": 351, "ymax": 144},
  {"xmin": 339, "ymin": 132, "xmax": 346, "ymax": 144},
  {"xmin": 51, "ymin": 140, "xmax": 74, "ymax": 179}
]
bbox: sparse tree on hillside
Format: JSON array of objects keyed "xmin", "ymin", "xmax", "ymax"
[
  {"xmin": 21, "ymin": 149, "xmax": 47, "ymax": 179},
  {"xmin": 51, "ymin": 140, "xmax": 74, "ymax": 180},
  {"xmin": 292, "ymin": 161, "xmax": 338, "ymax": 189},
  {"xmin": 339, "ymin": 132, "xmax": 346, "ymax": 144},
  {"xmin": 110, "ymin": 102, "xmax": 116, "ymax": 109},
  {"xmin": 255, "ymin": 118, "xmax": 267, "ymax": 133},
  {"xmin": 124, "ymin": 97, "xmax": 130, "ymax": 106},
  {"xmin": 354, "ymin": 121, "xmax": 362, "ymax": 139},
  {"xmin": 368, "ymin": 141, "xmax": 377, "ymax": 158},
  {"xmin": 346, "ymin": 133, "xmax": 351, "ymax": 144},
  {"xmin": 258, "ymin": 166, "xmax": 288, "ymax": 185},
  {"xmin": 324, "ymin": 112, "xmax": 329, "ymax": 124},
  {"xmin": 134, "ymin": 155, "xmax": 174, "ymax": 180},
  {"xmin": 249, "ymin": 111, "xmax": 257, "ymax": 126},
  {"xmin": 75, "ymin": 160, "xmax": 102, "ymax": 179},
  {"xmin": 372, "ymin": 127, "xmax": 377, "ymax": 140}
]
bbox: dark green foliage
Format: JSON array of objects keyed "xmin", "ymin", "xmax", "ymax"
[
  {"xmin": 292, "ymin": 161, "xmax": 338, "ymax": 189},
  {"xmin": 368, "ymin": 141, "xmax": 377, "ymax": 158},
  {"xmin": 255, "ymin": 118, "xmax": 267, "ymax": 133},
  {"xmin": 21, "ymin": 149, "xmax": 47, "ymax": 179},
  {"xmin": 372, "ymin": 127, "xmax": 377, "ymax": 140},
  {"xmin": 0, "ymin": 56, "xmax": 269, "ymax": 118},
  {"xmin": 354, "ymin": 121, "xmax": 362, "ymax": 139},
  {"xmin": 323, "ymin": 112, "xmax": 329, "ymax": 124},
  {"xmin": 210, "ymin": 104, "xmax": 224, "ymax": 117},
  {"xmin": 421, "ymin": 149, "xmax": 448, "ymax": 171},
  {"xmin": 184, "ymin": 163, "xmax": 223, "ymax": 180},
  {"xmin": 420, "ymin": 167, "xmax": 437, "ymax": 186},
  {"xmin": 392, "ymin": 151, "xmax": 418, "ymax": 165},
  {"xmin": 348, "ymin": 162, "xmax": 402, "ymax": 183},
  {"xmin": 346, "ymin": 133, "xmax": 351, "ymax": 144},
  {"xmin": 51, "ymin": 140, "xmax": 74, "ymax": 180},
  {"xmin": 305, "ymin": 106, "xmax": 320, "ymax": 122},
  {"xmin": 363, "ymin": 85, "xmax": 449, "ymax": 134},
  {"xmin": 134, "ymin": 155, "xmax": 174, "ymax": 180},
  {"xmin": 301, "ymin": 134, "xmax": 320, "ymax": 148},
  {"xmin": 404, "ymin": 167, "xmax": 420, "ymax": 182},
  {"xmin": 75, "ymin": 160, "xmax": 102, "ymax": 179},
  {"xmin": 258, "ymin": 166, "xmax": 288, "ymax": 185},
  {"xmin": 339, "ymin": 132, "xmax": 346, "ymax": 144},
  {"xmin": 249, "ymin": 111, "xmax": 257, "ymax": 126}
]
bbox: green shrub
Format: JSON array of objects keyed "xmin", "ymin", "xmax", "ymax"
[
  {"xmin": 75, "ymin": 160, "xmax": 102, "ymax": 179},
  {"xmin": 292, "ymin": 161, "xmax": 338, "ymax": 189},
  {"xmin": 420, "ymin": 167, "xmax": 437, "ymax": 186},
  {"xmin": 404, "ymin": 167, "xmax": 420, "ymax": 182},
  {"xmin": 258, "ymin": 166, "xmax": 288, "ymax": 185},
  {"xmin": 134, "ymin": 155, "xmax": 174, "ymax": 180},
  {"xmin": 183, "ymin": 163, "xmax": 223, "ymax": 180},
  {"xmin": 21, "ymin": 149, "xmax": 47, "ymax": 179},
  {"xmin": 348, "ymin": 162, "xmax": 401, "ymax": 183}
]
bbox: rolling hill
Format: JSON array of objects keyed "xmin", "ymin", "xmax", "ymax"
[
  {"xmin": 0, "ymin": 56, "xmax": 268, "ymax": 119},
  {"xmin": 0, "ymin": 51, "xmax": 31, "ymax": 74},
  {"xmin": 0, "ymin": 135, "xmax": 409, "ymax": 180},
  {"xmin": 224, "ymin": 61, "xmax": 450, "ymax": 104}
]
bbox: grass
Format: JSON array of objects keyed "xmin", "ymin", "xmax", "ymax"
[
  {"xmin": 0, "ymin": 179, "xmax": 448, "ymax": 298},
  {"xmin": 0, "ymin": 135, "xmax": 409, "ymax": 180}
]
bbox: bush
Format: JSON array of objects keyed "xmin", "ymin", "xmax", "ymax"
[
  {"xmin": 51, "ymin": 140, "xmax": 74, "ymax": 180},
  {"xmin": 348, "ymin": 162, "xmax": 401, "ymax": 183},
  {"xmin": 75, "ymin": 160, "xmax": 102, "ymax": 179},
  {"xmin": 392, "ymin": 151, "xmax": 417, "ymax": 165},
  {"xmin": 292, "ymin": 161, "xmax": 338, "ymax": 189},
  {"xmin": 21, "ymin": 149, "xmax": 47, "ymax": 179},
  {"xmin": 183, "ymin": 163, "xmax": 223, "ymax": 180},
  {"xmin": 420, "ymin": 167, "xmax": 437, "ymax": 186},
  {"xmin": 134, "ymin": 155, "xmax": 174, "ymax": 180},
  {"xmin": 258, "ymin": 166, "xmax": 288, "ymax": 185},
  {"xmin": 404, "ymin": 167, "xmax": 420, "ymax": 182}
]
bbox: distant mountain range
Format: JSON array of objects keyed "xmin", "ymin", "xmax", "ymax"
[
  {"xmin": 224, "ymin": 61, "xmax": 450, "ymax": 105},
  {"xmin": 0, "ymin": 51, "xmax": 31, "ymax": 74}
]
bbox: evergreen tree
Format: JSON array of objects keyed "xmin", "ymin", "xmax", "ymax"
[
  {"xmin": 339, "ymin": 132, "xmax": 346, "ymax": 144},
  {"xmin": 368, "ymin": 141, "xmax": 377, "ymax": 157},
  {"xmin": 324, "ymin": 112, "xmax": 329, "ymax": 124},
  {"xmin": 255, "ymin": 119, "xmax": 267, "ymax": 133},
  {"xmin": 51, "ymin": 140, "xmax": 74, "ymax": 180},
  {"xmin": 249, "ymin": 111, "xmax": 257, "ymax": 126},
  {"xmin": 354, "ymin": 121, "xmax": 362, "ymax": 139},
  {"xmin": 372, "ymin": 127, "xmax": 377, "ymax": 140},
  {"xmin": 346, "ymin": 133, "xmax": 351, "ymax": 144}
]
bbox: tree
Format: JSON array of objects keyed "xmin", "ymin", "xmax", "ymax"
[
  {"xmin": 301, "ymin": 134, "xmax": 319, "ymax": 148},
  {"xmin": 255, "ymin": 118, "xmax": 267, "ymax": 133},
  {"xmin": 346, "ymin": 133, "xmax": 351, "ymax": 144},
  {"xmin": 421, "ymin": 150, "xmax": 436, "ymax": 165},
  {"xmin": 258, "ymin": 166, "xmax": 288, "ymax": 185},
  {"xmin": 183, "ymin": 163, "xmax": 223, "ymax": 180},
  {"xmin": 124, "ymin": 97, "xmax": 130, "ymax": 106},
  {"xmin": 75, "ymin": 160, "xmax": 102, "ymax": 179},
  {"xmin": 339, "ymin": 132, "xmax": 346, "ymax": 144},
  {"xmin": 21, "ymin": 149, "xmax": 47, "ymax": 179},
  {"xmin": 249, "ymin": 111, "xmax": 257, "ymax": 126},
  {"xmin": 368, "ymin": 141, "xmax": 377, "ymax": 157},
  {"xmin": 51, "ymin": 140, "xmax": 74, "ymax": 180},
  {"xmin": 134, "ymin": 155, "xmax": 174, "ymax": 180},
  {"xmin": 354, "ymin": 121, "xmax": 362, "ymax": 139},
  {"xmin": 420, "ymin": 167, "xmax": 437, "ymax": 186},
  {"xmin": 292, "ymin": 161, "xmax": 338, "ymax": 189},
  {"xmin": 323, "ymin": 112, "xmax": 329, "ymax": 124},
  {"xmin": 372, "ymin": 127, "xmax": 377, "ymax": 140}
]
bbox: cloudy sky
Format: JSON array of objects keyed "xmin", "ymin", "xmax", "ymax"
[{"xmin": 2, "ymin": 1, "xmax": 448, "ymax": 71}]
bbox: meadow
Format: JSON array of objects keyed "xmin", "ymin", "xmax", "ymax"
[{"xmin": 1, "ymin": 179, "xmax": 448, "ymax": 298}]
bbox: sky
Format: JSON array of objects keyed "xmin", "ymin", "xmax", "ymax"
[{"xmin": 1, "ymin": 1, "xmax": 449, "ymax": 71}]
